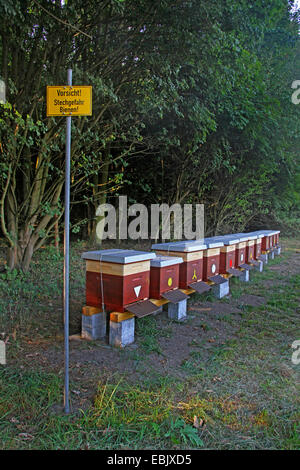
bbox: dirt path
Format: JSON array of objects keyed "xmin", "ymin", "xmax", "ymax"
[
  {"xmin": 7, "ymin": 240, "xmax": 300, "ymax": 408},
  {"xmin": 1, "ymin": 238, "xmax": 300, "ymax": 449}
]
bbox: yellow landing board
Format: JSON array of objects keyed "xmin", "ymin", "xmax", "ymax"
[{"xmin": 46, "ymin": 86, "xmax": 92, "ymax": 116}]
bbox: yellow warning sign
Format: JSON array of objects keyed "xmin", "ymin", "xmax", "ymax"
[
  {"xmin": 46, "ymin": 86, "xmax": 92, "ymax": 116},
  {"xmin": 168, "ymin": 277, "xmax": 173, "ymax": 287}
]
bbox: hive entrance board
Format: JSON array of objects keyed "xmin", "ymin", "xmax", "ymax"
[
  {"xmin": 250, "ymin": 260, "xmax": 261, "ymax": 267},
  {"xmin": 188, "ymin": 281, "xmax": 212, "ymax": 294},
  {"xmin": 208, "ymin": 275, "xmax": 228, "ymax": 285},
  {"xmin": 227, "ymin": 268, "xmax": 243, "ymax": 277},
  {"xmin": 125, "ymin": 300, "xmax": 160, "ymax": 318},
  {"xmin": 161, "ymin": 290, "xmax": 188, "ymax": 303},
  {"xmin": 239, "ymin": 264, "xmax": 252, "ymax": 270}
]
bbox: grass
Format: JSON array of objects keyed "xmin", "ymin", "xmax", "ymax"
[
  {"xmin": 0, "ymin": 369, "xmax": 204, "ymax": 449},
  {"xmin": 0, "ymin": 242, "xmax": 86, "ymax": 338},
  {"xmin": 135, "ymin": 315, "xmax": 172, "ymax": 355},
  {"xmin": 0, "ymin": 237, "xmax": 299, "ymax": 449}
]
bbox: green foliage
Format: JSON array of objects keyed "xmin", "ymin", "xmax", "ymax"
[
  {"xmin": 0, "ymin": 0, "xmax": 299, "ymax": 269},
  {"xmin": 164, "ymin": 417, "xmax": 204, "ymax": 447}
]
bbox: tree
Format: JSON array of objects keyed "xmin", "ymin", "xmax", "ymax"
[
  {"xmin": 121, "ymin": 0, "xmax": 300, "ymax": 235},
  {"xmin": 0, "ymin": 0, "xmax": 180, "ymax": 269}
]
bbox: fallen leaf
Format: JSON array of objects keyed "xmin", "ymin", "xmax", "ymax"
[
  {"xmin": 193, "ymin": 416, "xmax": 205, "ymax": 429},
  {"xmin": 193, "ymin": 416, "xmax": 199, "ymax": 428},
  {"xmin": 189, "ymin": 307, "xmax": 212, "ymax": 312}
]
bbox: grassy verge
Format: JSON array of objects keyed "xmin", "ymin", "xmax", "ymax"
[{"xmin": 0, "ymin": 238, "xmax": 299, "ymax": 449}]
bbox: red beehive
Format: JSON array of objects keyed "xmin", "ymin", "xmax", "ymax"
[
  {"xmin": 202, "ymin": 240, "xmax": 224, "ymax": 281},
  {"xmin": 243, "ymin": 230, "xmax": 279, "ymax": 255},
  {"xmin": 219, "ymin": 245, "xmax": 236, "ymax": 272},
  {"xmin": 254, "ymin": 236, "xmax": 263, "ymax": 259},
  {"xmin": 252, "ymin": 231, "xmax": 270, "ymax": 253},
  {"xmin": 261, "ymin": 235, "xmax": 269, "ymax": 252},
  {"xmin": 263, "ymin": 236, "xmax": 270, "ymax": 252},
  {"xmin": 149, "ymin": 256, "xmax": 183, "ymax": 299},
  {"xmin": 206, "ymin": 237, "xmax": 239, "ymax": 274},
  {"xmin": 270, "ymin": 230, "xmax": 280, "ymax": 248},
  {"xmin": 152, "ymin": 241, "xmax": 207, "ymax": 289},
  {"xmin": 235, "ymin": 237, "xmax": 248, "ymax": 267},
  {"xmin": 82, "ymin": 249, "xmax": 156, "ymax": 313},
  {"xmin": 245, "ymin": 237, "xmax": 257, "ymax": 264}
]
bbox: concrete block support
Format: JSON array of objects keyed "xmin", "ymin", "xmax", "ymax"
[
  {"xmin": 254, "ymin": 260, "xmax": 263, "ymax": 272},
  {"xmin": 239, "ymin": 269, "xmax": 250, "ymax": 282},
  {"xmin": 260, "ymin": 253, "xmax": 268, "ymax": 264},
  {"xmin": 81, "ymin": 312, "xmax": 107, "ymax": 340},
  {"xmin": 109, "ymin": 317, "xmax": 135, "ymax": 347},
  {"xmin": 270, "ymin": 251, "xmax": 275, "ymax": 260},
  {"xmin": 212, "ymin": 280, "xmax": 229, "ymax": 299},
  {"xmin": 168, "ymin": 299, "xmax": 187, "ymax": 321},
  {"xmin": 275, "ymin": 247, "xmax": 281, "ymax": 256},
  {"xmin": 153, "ymin": 305, "xmax": 163, "ymax": 315}
]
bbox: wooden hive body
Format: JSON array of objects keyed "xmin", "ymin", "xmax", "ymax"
[
  {"xmin": 202, "ymin": 240, "xmax": 224, "ymax": 281},
  {"xmin": 149, "ymin": 256, "xmax": 183, "ymax": 299},
  {"xmin": 235, "ymin": 241, "xmax": 247, "ymax": 266},
  {"xmin": 82, "ymin": 250, "xmax": 156, "ymax": 312},
  {"xmin": 245, "ymin": 238, "xmax": 256, "ymax": 263},
  {"xmin": 152, "ymin": 241, "xmax": 207, "ymax": 288},
  {"xmin": 207, "ymin": 236, "xmax": 239, "ymax": 274},
  {"xmin": 254, "ymin": 239, "xmax": 262, "ymax": 259}
]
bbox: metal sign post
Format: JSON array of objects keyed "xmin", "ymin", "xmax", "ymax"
[
  {"xmin": 47, "ymin": 72, "xmax": 92, "ymax": 415},
  {"xmin": 64, "ymin": 68, "xmax": 72, "ymax": 414}
]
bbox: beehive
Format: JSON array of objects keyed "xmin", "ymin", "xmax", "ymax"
[
  {"xmin": 207, "ymin": 236, "xmax": 240, "ymax": 274},
  {"xmin": 149, "ymin": 256, "xmax": 183, "ymax": 299},
  {"xmin": 244, "ymin": 234, "xmax": 257, "ymax": 263},
  {"xmin": 151, "ymin": 241, "xmax": 207, "ymax": 289},
  {"xmin": 202, "ymin": 239, "xmax": 224, "ymax": 281},
  {"xmin": 81, "ymin": 249, "xmax": 156, "ymax": 312},
  {"xmin": 248, "ymin": 231, "xmax": 264, "ymax": 259},
  {"xmin": 233, "ymin": 235, "xmax": 249, "ymax": 267},
  {"xmin": 270, "ymin": 230, "xmax": 280, "ymax": 249},
  {"xmin": 254, "ymin": 230, "xmax": 274, "ymax": 253},
  {"xmin": 274, "ymin": 230, "xmax": 280, "ymax": 247}
]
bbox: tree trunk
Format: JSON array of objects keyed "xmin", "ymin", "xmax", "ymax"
[
  {"xmin": 90, "ymin": 147, "xmax": 111, "ymax": 244},
  {"xmin": 54, "ymin": 215, "xmax": 59, "ymax": 253}
]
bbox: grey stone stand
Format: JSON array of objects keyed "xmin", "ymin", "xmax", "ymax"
[
  {"xmin": 212, "ymin": 280, "xmax": 229, "ymax": 299},
  {"xmin": 109, "ymin": 317, "xmax": 135, "ymax": 347},
  {"xmin": 260, "ymin": 253, "xmax": 268, "ymax": 264},
  {"xmin": 275, "ymin": 247, "xmax": 281, "ymax": 255},
  {"xmin": 81, "ymin": 312, "xmax": 107, "ymax": 340},
  {"xmin": 168, "ymin": 299, "xmax": 187, "ymax": 321},
  {"xmin": 270, "ymin": 251, "xmax": 275, "ymax": 260},
  {"xmin": 239, "ymin": 269, "xmax": 250, "ymax": 282},
  {"xmin": 254, "ymin": 260, "xmax": 263, "ymax": 272}
]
